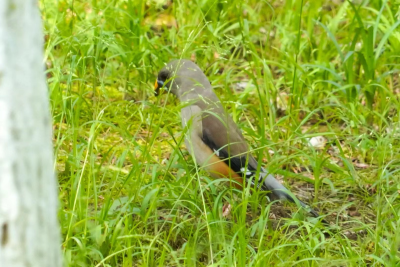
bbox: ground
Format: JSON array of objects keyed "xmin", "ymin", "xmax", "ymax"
[{"xmin": 41, "ymin": 0, "xmax": 400, "ymax": 266}]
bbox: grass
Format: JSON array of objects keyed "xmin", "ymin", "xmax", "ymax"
[{"xmin": 41, "ymin": 0, "xmax": 400, "ymax": 266}]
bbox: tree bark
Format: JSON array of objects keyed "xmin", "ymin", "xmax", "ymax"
[{"xmin": 0, "ymin": 0, "xmax": 61, "ymax": 266}]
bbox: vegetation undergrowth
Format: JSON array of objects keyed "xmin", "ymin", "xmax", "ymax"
[{"xmin": 41, "ymin": 0, "xmax": 400, "ymax": 266}]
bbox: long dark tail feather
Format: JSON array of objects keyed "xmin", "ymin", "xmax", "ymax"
[{"xmin": 259, "ymin": 170, "xmax": 327, "ymax": 224}]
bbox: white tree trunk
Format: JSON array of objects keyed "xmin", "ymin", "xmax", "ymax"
[{"xmin": 0, "ymin": 0, "xmax": 61, "ymax": 266}]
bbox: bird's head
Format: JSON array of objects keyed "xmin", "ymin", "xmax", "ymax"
[
  {"xmin": 154, "ymin": 68, "xmax": 169, "ymax": 96},
  {"xmin": 154, "ymin": 60, "xmax": 185, "ymax": 96},
  {"xmin": 154, "ymin": 59, "xmax": 213, "ymax": 101}
]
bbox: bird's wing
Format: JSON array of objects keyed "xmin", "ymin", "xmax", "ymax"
[
  {"xmin": 180, "ymin": 104, "xmax": 244, "ymax": 185},
  {"xmin": 200, "ymin": 105, "xmax": 260, "ymax": 178},
  {"xmin": 180, "ymin": 101, "xmax": 261, "ymax": 183},
  {"xmin": 196, "ymin": 105, "xmax": 301, "ymax": 197}
]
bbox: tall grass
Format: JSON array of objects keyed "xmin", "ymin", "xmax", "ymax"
[{"xmin": 41, "ymin": 0, "xmax": 400, "ymax": 265}]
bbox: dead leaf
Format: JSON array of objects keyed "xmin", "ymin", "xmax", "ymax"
[
  {"xmin": 145, "ymin": 14, "xmax": 177, "ymax": 31},
  {"xmin": 222, "ymin": 203, "xmax": 232, "ymax": 218},
  {"xmin": 353, "ymin": 162, "xmax": 370, "ymax": 169}
]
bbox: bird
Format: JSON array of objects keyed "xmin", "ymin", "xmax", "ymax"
[{"xmin": 155, "ymin": 59, "xmax": 324, "ymax": 220}]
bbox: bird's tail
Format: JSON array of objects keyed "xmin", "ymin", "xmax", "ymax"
[{"xmin": 258, "ymin": 169, "xmax": 321, "ymax": 219}]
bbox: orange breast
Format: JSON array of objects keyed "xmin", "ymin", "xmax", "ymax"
[{"xmin": 203, "ymin": 153, "xmax": 244, "ymax": 189}]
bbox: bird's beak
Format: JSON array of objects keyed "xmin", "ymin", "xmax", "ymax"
[{"xmin": 154, "ymin": 80, "xmax": 164, "ymax": 96}]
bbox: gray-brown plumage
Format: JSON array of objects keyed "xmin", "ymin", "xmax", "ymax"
[{"xmin": 155, "ymin": 59, "xmax": 322, "ymax": 219}]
